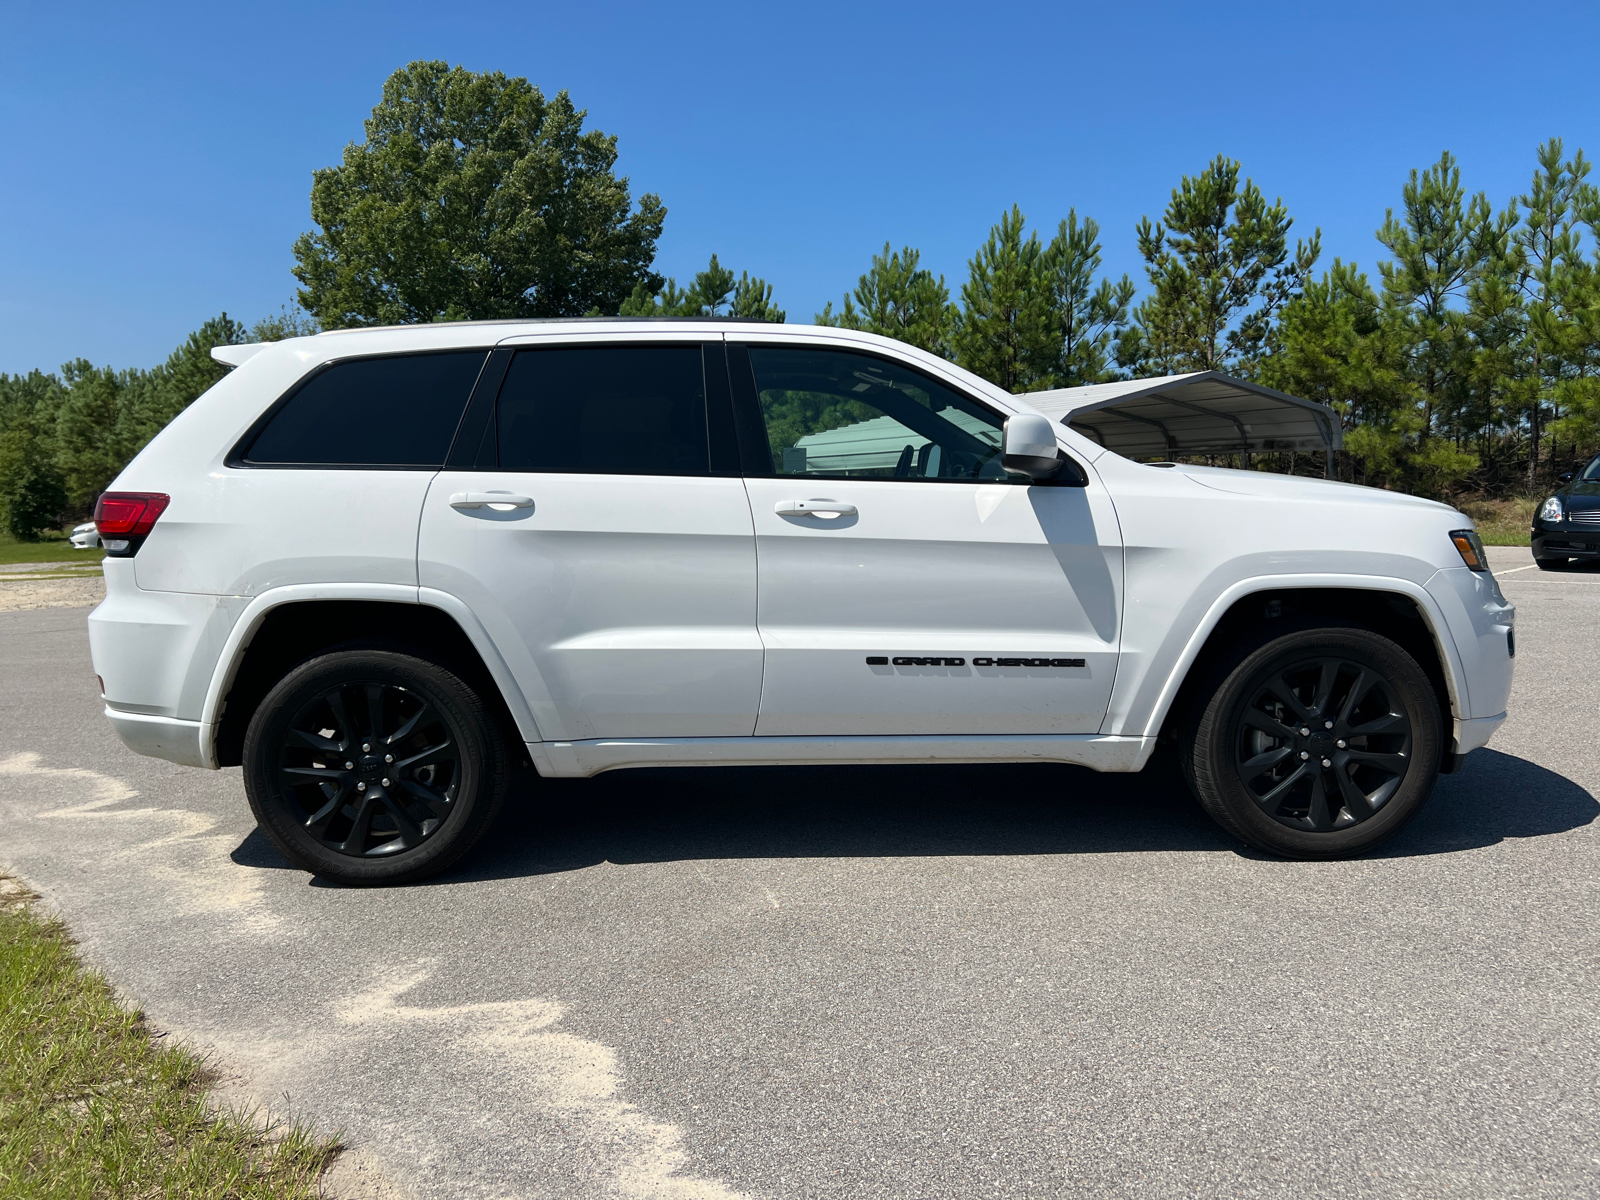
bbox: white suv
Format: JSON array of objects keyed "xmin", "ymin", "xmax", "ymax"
[{"xmin": 88, "ymin": 320, "xmax": 1515, "ymax": 882}]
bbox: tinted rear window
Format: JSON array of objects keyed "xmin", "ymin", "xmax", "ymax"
[
  {"xmin": 495, "ymin": 346, "xmax": 709, "ymax": 475},
  {"xmin": 244, "ymin": 351, "xmax": 487, "ymax": 467}
]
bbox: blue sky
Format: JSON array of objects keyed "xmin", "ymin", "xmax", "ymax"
[{"xmin": 3, "ymin": 0, "xmax": 1598, "ymax": 375}]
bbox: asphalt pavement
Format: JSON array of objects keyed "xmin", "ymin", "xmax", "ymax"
[{"xmin": 2, "ymin": 544, "xmax": 1595, "ymax": 1199}]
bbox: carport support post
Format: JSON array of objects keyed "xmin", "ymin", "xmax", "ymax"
[{"xmin": 1325, "ymin": 447, "xmax": 1333, "ymax": 479}]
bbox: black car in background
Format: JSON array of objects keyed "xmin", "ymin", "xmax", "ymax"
[{"xmin": 1532, "ymin": 452, "xmax": 1600, "ymax": 569}]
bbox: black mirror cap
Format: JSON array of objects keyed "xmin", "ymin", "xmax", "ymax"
[
  {"xmin": 1002, "ymin": 450, "xmax": 1089, "ymax": 486},
  {"xmin": 1559, "ymin": 472, "xmax": 1575, "ymax": 483}
]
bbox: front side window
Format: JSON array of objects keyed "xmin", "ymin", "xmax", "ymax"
[
  {"xmin": 747, "ymin": 346, "xmax": 1007, "ymax": 480},
  {"xmin": 243, "ymin": 351, "xmax": 487, "ymax": 467},
  {"xmin": 1582, "ymin": 453, "xmax": 1600, "ymax": 482},
  {"xmin": 495, "ymin": 346, "xmax": 709, "ymax": 475}
]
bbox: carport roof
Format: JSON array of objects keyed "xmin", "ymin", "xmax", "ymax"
[{"xmin": 1023, "ymin": 371, "xmax": 1343, "ymax": 459}]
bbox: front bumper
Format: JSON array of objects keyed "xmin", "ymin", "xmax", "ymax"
[{"xmin": 1532, "ymin": 524, "xmax": 1600, "ymax": 559}]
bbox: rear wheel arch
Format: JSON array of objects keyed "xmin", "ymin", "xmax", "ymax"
[
  {"xmin": 213, "ymin": 599, "xmax": 525, "ymax": 769},
  {"xmin": 1156, "ymin": 587, "xmax": 1455, "ymax": 751}
]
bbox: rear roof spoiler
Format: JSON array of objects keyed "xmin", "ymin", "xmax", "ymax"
[{"xmin": 211, "ymin": 343, "xmax": 271, "ymax": 368}]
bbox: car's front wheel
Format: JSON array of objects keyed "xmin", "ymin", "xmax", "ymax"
[
  {"xmin": 1535, "ymin": 555, "xmax": 1568, "ymax": 570},
  {"xmin": 243, "ymin": 649, "xmax": 508, "ymax": 884},
  {"xmin": 1182, "ymin": 624, "xmax": 1442, "ymax": 859}
]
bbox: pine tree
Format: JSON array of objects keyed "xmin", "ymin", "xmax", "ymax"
[
  {"xmin": 619, "ymin": 254, "xmax": 784, "ymax": 321},
  {"xmin": 816, "ymin": 243, "xmax": 953, "ymax": 356},
  {"xmin": 1041, "ymin": 212, "xmax": 1134, "ymax": 385},
  {"xmin": 1122, "ymin": 156, "xmax": 1319, "ymax": 377},
  {"xmin": 953, "ymin": 206, "xmax": 1055, "ymax": 392}
]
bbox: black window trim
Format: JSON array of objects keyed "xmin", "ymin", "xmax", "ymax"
[
  {"xmin": 728, "ymin": 340, "xmax": 1035, "ymax": 485},
  {"xmin": 225, "ymin": 347, "xmax": 496, "ymax": 471}
]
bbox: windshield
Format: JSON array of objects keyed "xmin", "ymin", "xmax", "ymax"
[{"xmin": 1582, "ymin": 454, "xmax": 1600, "ymax": 482}]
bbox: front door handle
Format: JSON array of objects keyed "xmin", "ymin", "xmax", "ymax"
[
  {"xmin": 450, "ymin": 491, "xmax": 535, "ymax": 510},
  {"xmin": 775, "ymin": 499, "xmax": 857, "ymax": 517}
]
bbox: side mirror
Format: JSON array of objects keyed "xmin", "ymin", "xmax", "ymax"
[
  {"xmin": 1002, "ymin": 413, "xmax": 1088, "ymax": 486},
  {"xmin": 1559, "ymin": 472, "xmax": 1575, "ymax": 483}
]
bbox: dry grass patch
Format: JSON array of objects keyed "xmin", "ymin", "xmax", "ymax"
[
  {"xmin": 0, "ymin": 874, "xmax": 340, "ymax": 1198},
  {"xmin": 1456, "ymin": 497, "xmax": 1537, "ymax": 546}
]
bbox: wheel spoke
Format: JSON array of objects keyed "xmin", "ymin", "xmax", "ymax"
[
  {"xmin": 1254, "ymin": 762, "xmax": 1310, "ymax": 810},
  {"xmin": 1344, "ymin": 749, "xmax": 1409, "ymax": 774},
  {"xmin": 398, "ymin": 777, "xmax": 452, "ymax": 818},
  {"xmin": 1337, "ymin": 668, "xmax": 1370, "ymax": 725},
  {"xmin": 366, "ymin": 685, "xmax": 387, "ymax": 742},
  {"xmin": 1266, "ymin": 675, "xmax": 1314, "ymax": 721},
  {"xmin": 1241, "ymin": 708, "xmax": 1296, "ymax": 740},
  {"xmin": 1334, "ymin": 766, "xmax": 1376, "ymax": 821},
  {"xmin": 288, "ymin": 727, "xmax": 342, "ymax": 753},
  {"xmin": 376, "ymin": 790, "xmax": 426, "ymax": 845},
  {"xmin": 304, "ymin": 785, "xmax": 350, "ymax": 839},
  {"xmin": 1349, "ymin": 711, "xmax": 1405, "ymax": 736},
  {"xmin": 1311, "ymin": 660, "xmax": 1338, "ymax": 717},
  {"xmin": 387, "ymin": 702, "xmax": 433, "ymax": 745},
  {"xmin": 325, "ymin": 688, "xmax": 353, "ymax": 744},
  {"xmin": 337, "ymin": 793, "xmax": 378, "ymax": 855},
  {"xmin": 396, "ymin": 740, "xmax": 455, "ymax": 771},
  {"xmin": 1239, "ymin": 745, "xmax": 1293, "ymax": 780},
  {"xmin": 1305, "ymin": 771, "xmax": 1333, "ymax": 831},
  {"xmin": 282, "ymin": 766, "xmax": 347, "ymax": 782}
]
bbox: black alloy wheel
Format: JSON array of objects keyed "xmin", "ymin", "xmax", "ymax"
[
  {"xmin": 1183, "ymin": 623, "xmax": 1442, "ymax": 859},
  {"xmin": 1231, "ymin": 655, "xmax": 1412, "ymax": 832},
  {"xmin": 244, "ymin": 649, "xmax": 507, "ymax": 884},
  {"xmin": 279, "ymin": 682, "xmax": 459, "ymax": 857}
]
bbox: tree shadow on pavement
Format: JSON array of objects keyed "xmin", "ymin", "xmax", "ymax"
[{"xmin": 230, "ymin": 747, "xmax": 1595, "ymax": 883}]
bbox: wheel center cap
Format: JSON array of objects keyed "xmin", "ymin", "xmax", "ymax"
[
  {"xmin": 357, "ymin": 756, "xmax": 385, "ymax": 779},
  {"xmin": 1308, "ymin": 732, "xmax": 1335, "ymax": 755}
]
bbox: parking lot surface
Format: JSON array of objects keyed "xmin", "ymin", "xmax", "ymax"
[{"xmin": 1, "ymin": 545, "xmax": 1595, "ymax": 1199}]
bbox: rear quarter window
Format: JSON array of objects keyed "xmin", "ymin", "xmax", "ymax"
[{"xmin": 239, "ymin": 351, "xmax": 487, "ymax": 467}]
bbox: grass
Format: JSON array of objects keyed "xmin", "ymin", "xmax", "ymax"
[
  {"xmin": 0, "ymin": 530, "xmax": 101, "ymax": 566},
  {"xmin": 0, "ymin": 875, "xmax": 340, "ymax": 1198},
  {"xmin": 1456, "ymin": 497, "xmax": 1537, "ymax": 546}
]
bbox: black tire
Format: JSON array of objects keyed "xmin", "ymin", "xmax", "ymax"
[
  {"xmin": 243, "ymin": 649, "xmax": 508, "ymax": 884},
  {"xmin": 1535, "ymin": 556, "xmax": 1568, "ymax": 570},
  {"xmin": 1181, "ymin": 622, "xmax": 1442, "ymax": 860}
]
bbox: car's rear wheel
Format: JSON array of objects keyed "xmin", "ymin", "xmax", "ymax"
[
  {"xmin": 1182, "ymin": 624, "xmax": 1442, "ymax": 859},
  {"xmin": 243, "ymin": 649, "xmax": 508, "ymax": 884}
]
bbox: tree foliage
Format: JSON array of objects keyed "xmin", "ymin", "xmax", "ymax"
[
  {"xmin": 294, "ymin": 61, "xmax": 666, "ymax": 327},
  {"xmin": 619, "ymin": 254, "xmax": 784, "ymax": 322},
  {"xmin": 816, "ymin": 243, "xmax": 953, "ymax": 356},
  {"xmin": 1122, "ymin": 155, "xmax": 1320, "ymax": 376}
]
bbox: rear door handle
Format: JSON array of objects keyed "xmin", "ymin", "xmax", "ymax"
[
  {"xmin": 450, "ymin": 492, "xmax": 535, "ymax": 510},
  {"xmin": 775, "ymin": 499, "xmax": 857, "ymax": 517}
]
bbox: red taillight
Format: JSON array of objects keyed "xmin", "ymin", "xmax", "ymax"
[{"xmin": 94, "ymin": 492, "xmax": 170, "ymax": 538}]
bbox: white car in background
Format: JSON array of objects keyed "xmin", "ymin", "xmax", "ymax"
[
  {"xmin": 85, "ymin": 320, "xmax": 1515, "ymax": 884},
  {"xmin": 69, "ymin": 521, "xmax": 99, "ymax": 549}
]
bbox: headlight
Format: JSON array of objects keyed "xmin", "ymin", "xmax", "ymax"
[
  {"xmin": 1449, "ymin": 529, "xmax": 1489, "ymax": 572},
  {"xmin": 1539, "ymin": 495, "xmax": 1564, "ymax": 522}
]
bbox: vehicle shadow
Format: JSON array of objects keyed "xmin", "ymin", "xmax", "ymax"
[{"xmin": 230, "ymin": 748, "xmax": 1595, "ymax": 883}]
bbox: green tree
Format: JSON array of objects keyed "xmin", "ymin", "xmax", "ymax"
[
  {"xmin": 1508, "ymin": 138, "xmax": 1596, "ymax": 487},
  {"xmin": 1122, "ymin": 155, "xmax": 1319, "ymax": 376},
  {"xmin": 294, "ymin": 61, "xmax": 666, "ymax": 327},
  {"xmin": 1375, "ymin": 152, "xmax": 1496, "ymax": 446},
  {"xmin": 952, "ymin": 206, "xmax": 1055, "ymax": 392},
  {"xmin": 619, "ymin": 254, "xmax": 784, "ymax": 321},
  {"xmin": 52, "ymin": 315, "xmax": 246, "ymax": 510},
  {"xmin": 1041, "ymin": 212, "xmax": 1135, "ymax": 385},
  {"xmin": 816, "ymin": 243, "xmax": 954, "ymax": 355},
  {"xmin": 0, "ymin": 371, "xmax": 68, "ymax": 540},
  {"xmin": 250, "ymin": 306, "xmax": 321, "ymax": 342}
]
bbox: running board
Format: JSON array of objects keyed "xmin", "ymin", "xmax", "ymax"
[{"xmin": 528, "ymin": 734, "xmax": 1158, "ymax": 779}]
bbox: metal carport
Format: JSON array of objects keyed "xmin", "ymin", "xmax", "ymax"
[{"xmin": 1023, "ymin": 371, "xmax": 1342, "ymax": 464}]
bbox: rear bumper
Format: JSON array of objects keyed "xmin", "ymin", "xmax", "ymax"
[{"xmin": 104, "ymin": 708, "xmax": 212, "ymax": 769}]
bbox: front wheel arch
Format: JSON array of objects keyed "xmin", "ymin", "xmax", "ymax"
[{"xmin": 1157, "ymin": 587, "xmax": 1453, "ymax": 763}]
